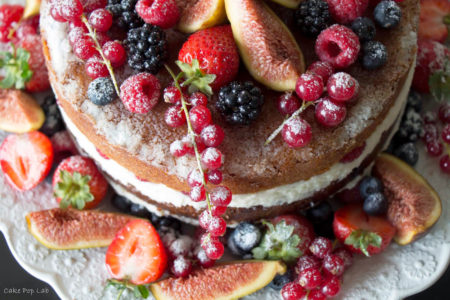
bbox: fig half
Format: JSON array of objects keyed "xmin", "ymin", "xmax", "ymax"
[
  {"xmin": 225, "ymin": 0, "xmax": 305, "ymax": 91},
  {"xmin": 150, "ymin": 260, "xmax": 286, "ymax": 300},
  {"xmin": 373, "ymin": 153, "xmax": 442, "ymax": 245}
]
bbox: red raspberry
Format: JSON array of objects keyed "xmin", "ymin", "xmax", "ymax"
[
  {"xmin": 326, "ymin": 0, "xmax": 369, "ymax": 24},
  {"xmin": 298, "ymin": 267, "xmax": 322, "ymax": 289},
  {"xmin": 321, "ymin": 275, "xmax": 341, "ymax": 297},
  {"xmin": 439, "ymin": 103, "xmax": 450, "ymax": 124},
  {"xmin": 295, "ymin": 73, "xmax": 324, "ymax": 102},
  {"xmin": 309, "ymin": 237, "xmax": 333, "ymax": 258},
  {"xmin": 295, "ymin": 255, "xmax": 321, "ymax": 274},
  {"xmin": 315, "ymin": 24, "xmax": 360, "ymax": 69},
  {"xmin": 207, "ymin": 169, "xmax": 223, "ymax": 185},
  {"xmin": 190, "ymin": 185, "xmax": 206, "ymax": 202},
  {"xmin": 340, "ymin": 142, "xmax": 366, "ymax": 163},
  {"xmin": 201, "ymin": 147, "xmax": 223, "ymax": 170},
  {"xmin": 189, "ymin": 92, "xmax": 208, "ymax": 106},
  {"xmin": 73, "ymin": 38, "xmax": 97, "ymax": 60},
  {"xmin": 200, "ymin": 124, "xmax": 225, "ymax": 147},
  {"xmin": 189, "ymin": 105, "xmax": 212, "ymax": 133},
  {"xmin": 54, "ymin": 0, "xmax": 84, "ymax": 22},
  {"xmin": 187, "ymin": 169, "xmax": 207, "ymax": 187},
  {"xmin": 136, "ymin": 0, "xmax": 180, "ymax": 29},
  {"xmin": 327, "ymin": 72, "xmax": 359, "ymax": 102},
  {"xmin": 315, "ymin": 97, "xmax": 347, "ymax": 127},
  {"xmin": 120, "ymin": 73, "xmax": 161, "ymax": 114},
  {"xmin": 282, "ymin": 117, "xmax": 312, "ymax": 148},
  {"xmin": 164, "ymin": 105, "xmax": 186, "ymax": 127},
  {"xmin": 0, "ymin": 4, "xmax": 24, "ymax": 42},
  {"xmin": 277, "ymin": 93, "xmax": 301, "ymax": 116},
  {"xmin": 307, "ymin": 61, "xmax": 334, "ymax": 83},
  {"xmin": 207, "ymin": 215, "xmax": 226, "ymax": 237},
  {"xmin": 210, "ymin": 186, "xmax": 232, "ymax": 206},
  {"xmin": 88, "ymin": 8, "xmax": 112, "ymax": 32},
  {"xmin": 85, "ymin": 55, "xmax": 109, "ymax": 79},
  {"xmin": 170, "ymin": 256, "xmax": 192, "ymax": 278},
  {"xmin": 68, "ymin": 26, "xmax": 88, "ymax": 46},
  {"xmin": 281, "ymin": 282, "xmax": 307, "ymax": 300}
]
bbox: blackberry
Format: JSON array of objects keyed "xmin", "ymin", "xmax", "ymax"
[
  {"xmin": 351, "ymin": 17, "xmax": 376, "ymax": 42},
  {"xmin": 361, "ymin": 41, "xmax": 388, "ymax": 70},
  {"xmin": 394, "ymin": 142, "xmax": 419, "ymax": 166},
  {"xmin": 124, "ymin": 23, "xmax": 168, "ymax": 74},
  {"xmin": 374, "ymin": 0, "xmax": 401, "ymax": 29},
  {"xmin": 395, "ymin": 107, "xmax": 424, "ymax": 143},
  {"xmin": 295, "ymin": 0, "xmax": 331, "ymax": 37},
  {"xmin": 39, "ymin": 95, "xmax": 64, "ymax": 136},
  {"xmin": 217, "ymin": 81, "xmax": 264, "ymax": 125},
  {"xmin": 87, "ymin": 77, "xmax": 116, "ymax": 106},
  {"xmin": 106, "ymin": 0, "xmax": 144, "ymax": 29},
  {"xmin": 406, "ymin": 92, "xmax": 422, "ymax": 112}
]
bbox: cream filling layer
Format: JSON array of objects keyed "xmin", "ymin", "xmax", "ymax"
[{"xmin": 60, "ymin": 63, "xmax": 414, "ymax": 211}]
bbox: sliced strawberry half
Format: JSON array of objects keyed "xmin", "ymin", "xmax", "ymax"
[
  {"xmin": 419, "ymin": 0, "xmax": 450, "ymax": 43},
  {"xmin": 333, "ymin": 204, "xmax": 396, "ymax": 256},
  {"xmin": 105, "ymin": 219, "xmax": 167, "ymax": 285},
  {"xmin": 0, "ymin": 131, "xmax": 54, "ymax": 190}
]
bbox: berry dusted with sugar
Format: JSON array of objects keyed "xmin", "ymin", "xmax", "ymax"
[
  {"xmin": 39, "ymin": 95, "xmax": 64, "ymax": 136},
  {"xmin": 88, "ymin": 8, "xmax": 113, "ymax": 32},
  {"xmin": 73, "ymin": 39, "xmax": 96, "ymax": 60},
  {"xmin": 190, "ymin": 185, "xmax": 206, "ymax": 202},
  {"xmin": 216, "ymin": 81, "xmax": 264, "ymax": 125},
  {"xmin": 106, "ymin": 0, "xmax": 144, "ymax": 29},
  {"xmin": 124, "ymin": 23, "xmax": 168, "ymax": 74},
  {"xmin": 87, "ymin": 77, "xmax": 116, "ymax": 106},
  {"xmin": 189, "ymin": 92, "xmax": 208, "ymax": 106},
  {"xmin": 327, "ymin": 0, "xmax": 369, "ymax": 24},
  {"xmin": 187, "ymin": 169, "xmax": 207, "ymax": 188},
  {"xmin": 442, "ymin": 124, "xmax": 450, "ymax": 143},
  {"xmin": 315, "ymin": 24, "xmax": 360, "ymax": 69},
  {"xmin": 363, "ymin": 192, "xmax": 388, "ymax": 215},
  {"xmin": 294, "ymin": 0, "xmax": 331, "ymax": 37},
  {"xmin": 102, "ymin": 41, "xmax": 126, "ymax": 67},
  {"xmin": 295, "ymin": 73, "xmax": 324, "ymax": 102},
  {"xmin": 207, "ymin": 169, "xmax": 223, "ymax": 185},
  {"xmin": 440, "ymin": 155, "xmax": 450, "ymax": 174},
  {"xmin": 426, "ymin": 140, "xmax": 443, "ymax": 157},
  {"xmin": 374, "ymin": 0, "xmax": 402, "ymax": 29},
  {"xmin": 281, "ymin": 282, "xmax": 307, "ymax": 300},
  {"xmin": 189, "ymin": 105, "xmax": 212, "ymax": 133},
  {"xmin": 170, "ymin": 255, "xmax": 192, "ymax": 278},
  {"xmin": 423, "ymin": 123, "xmax": 439, "ymax": 143},
  {"xmin": 359, "ymin": 176, "xmax": 383, "ymax": 198},
  {"xmin": 307, "ymin": 61, "xmax": 334, "ymax": 83},
  {"xmin": 351, "ymin": 17, "xmax": 376, "ymax": 42},
  {"xmin": 309, "ymin": 237, "xmax": 332, "ymax": 258},
  {"xmin": 163, "ymin": 86, "xmax": 184, "ymax": 105},
  {"xmin": 201, "ymin": 147, "xmax": 223, "ymax": 170},
  {"xmin": 327, "ymin": 72, "xmax": 359, "ymax": 102},
  {"xmin": 53, "ymin": 0, "xmax": 84, "ymax": 22},
  {"xmin": 269, "ymin": 269, "xmax": 294, "ymax": 291},
  {"xmin": 277, "ymin": 93, "xmax": 301, "ymax": 116},
  {"xmin": 210, "ymin": 186, "xmax": 232, "ymax": 206},
  {"xmin": 164, "ymin": 105, "xmax": 186, "ymax": 128},
  {"xmin": 423, "ymin": 112, "xmax": 437, "ymax": 124},
  {"xmin": 407, "ymin": 92, "xmax": 423, "ymax": 113},
  {"xmin": 298, "ymin": 267, "xmax": 322, "ymax": 289},
  {"xmin": 322, "ymin": 254, "xmax": 345, "ymax": 276},
  {"xmin": 229, "ymin": 222, "xmax": 261, "ymax": 254},
  {"xmin": 393, "ymin": 142, "xmax": 419, "ymax": 166},
  {"xmin": 439, "ymin": 104, "xmax": 450, "ymax": 124},
  {"xmin": 308, "ymin": 289, "xmax": 327, "ymax": 300},
  {"xmin": 194, "ymin": 246, "xmax": 215, "ymax": 268},
  {"xmin": 282, "ymin": 117, "xmax": 312, "ymax": 148},
  {"xmin": 120, "ymin": 72, "xmax": 161, "ymax": 114},
  {"xmin": 211, "ymin": 205, "xmax": 227, "ymax": 217},
  {"xmin": 395, "ymin": 107, "xmax": 424, "ymax": 143},
  {"xmin": 168, "ymin": 235, "xmax": 194, "ymax": 257},
  {"xmin": 333, "ymin": 247, "xmax": 353, "ymax": 269},
  {"xmin": 295, "ymin": 255, "xmax": 321, "ymax": 274},
  {"xmin": 170, "ymin": 140, "xmax": 188, "ymax": 157},
  {"xmin": 315, "ymin": 97, "xmax": 347, "ymax": 127},
  {"xmin": 200, "ymin": 124, "xmax": 225, "ymax": 147},
  {"xmin": 321, "ymin": 275, "xmax": 341, "ymax": 297},
  {"xmin": 0, "ymin": 4, "xmax": 23, "ymax": 42},
  {"xmin": 68, "ymin": 26, "xmax": 88, "ymax": 47},
  {"xmin": 85, "ymin": 55, "xmax": 109, "ymax": 79},
  {"xmin": 201, "ymin": 235, "xmax": 224, "ymax": 260},
  {"xmin": 362, "ymin": 41, "xmax": 388, "ymax": 70},
  {"xmin": 207, "ymin": 216, "xmax": 227, "ymax": 237},
  {"xmin": 136, "ymin": 0, "xmax": 180, "ymax": 29}
]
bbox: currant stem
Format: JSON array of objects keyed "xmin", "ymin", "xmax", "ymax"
[
  {"xmin": 81, "ymin": 15, "xmax": 120, "ymax": 97},
  {"xmin": 265, "ymin": 100, "xmax": 315, "ymax": 145}
]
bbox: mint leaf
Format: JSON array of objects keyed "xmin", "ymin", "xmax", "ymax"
[{"xmin": 0, "ymin": 45, "xmax": 33, "ymax": 89}]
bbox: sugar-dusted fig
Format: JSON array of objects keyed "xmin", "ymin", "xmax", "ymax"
[
  {"xmin": 269, "ymin": 0, "xmax": 302, "ymax": 9},
  {"xmin": 373, "ymin": 153, "xmax": 442, "ymax": 245},
  {"xmin": 176, "ymin": 0, "xmax": 227, "ymax": 33},
  {"xmin": 225, "ymin": 0, "xmax": 305, "ymax": 91},
  {"xmin": 150, "ymin": 260, "xmax": 286, "ymax": 300},
  {"xmin": 26, "ymin": 208, "xmax": 137, "ymax": 249}
]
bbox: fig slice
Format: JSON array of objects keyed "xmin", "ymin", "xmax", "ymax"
[
  {"xmin": 225, "ymin": 0, "xmax": 305, "ymax": 91},
  {"xmin": 269, "ymin": 0, "xmax": 302, "ymax": 9},
  {"xmin": 26, "ymin": 208, "xmax": 137, "ymax": 250},
  {"xmin": 372, "ymin": 153, "xmax": 442, "ymax": 246},
  {"xmin": 150, "ymin": 260, "xmax": 286, "ymax": 300},
  {"xmin": 176, "ymin": 0, "xmax": 227, "ymax": 33}
]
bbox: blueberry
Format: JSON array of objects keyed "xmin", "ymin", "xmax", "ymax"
[
  {"xmin": 374, "ymin": 0, "xmax": 401, "ymax": 29},
  {"xmin": 269, "ymin": 269, "xmax": 294, "ymax": 290},
  {"xmin": 359, "ymin": 176, "xmax": 383, "ymax": 199},
  {"xmin": 306, "ymin": 201, "xmax": 333, "ymax": 224},
  {"xmin": 227, "ymin": 233, "xmax": 247, "ymax": 256},
  {"xmin": 351, "ymin": 17, "xmax": 376, "ymax": 42},
  {"xmin": 363, "ymin": 192, "xmax": 388, "ymax": 215},
  {"xmin": 157, "ymin": 217, "xmax": 181, "ymax": 231},
  {"xmin": 129, "ymin": 203, "xmax": 153, "ymax": 219},
  {"xmin": 39, "ymin": 95, "xmax": 64, "ymax": 136},
  {"xmin": 228, "ymin": 222, "xmax": 261, "ymax": 254},
  {"xmin": 362, "ymin": 41, "xmax": 388, "ymax": 70},
  {"xmin": 111, "ymin": 194, "xmax": 131, "ymax": 212},
  {"xmin": 394, "ymin": 142, "xmax": 419, "ymax": 166},
  {"xmin": 87, "ymin": 77, "xmax": 116, "ymax": 106}
]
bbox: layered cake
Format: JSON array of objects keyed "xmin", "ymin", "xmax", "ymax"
[{"xmin": 40, "ymin": 0, "xmax": 419, "ymax": 225}]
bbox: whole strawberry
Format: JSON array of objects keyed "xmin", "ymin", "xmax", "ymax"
[
  {"xmin": 178, "ymin": 25, "xmax": 239, "ymax": 91},
  {"xmin": 53, "ymin": 155, "xmax": 108, "ymax": 209},
  {"xmin": 419, "ymin": 0, "xmax": 450, "ymax": 43}
]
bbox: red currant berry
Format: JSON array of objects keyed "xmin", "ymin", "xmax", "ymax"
[
  {"xmin": 309, "ymin": 237, "xmax": 332, "ymax": 259},
  {"xmin": 194, "ymin": 246, "xmax": 215, "ymax": 268},
  {"xmin": 295, "ymin": 73, "xmax": 324, "ymax": 102},
  {"xmin": 207, "ymin": 169, "xmax": 223, "ymax": 185},
  {"xmin": 73, "ymin": 38, "xmax": 96, "ymax": 60},
  {"xmin": 423, "ymin": 112, "xmax": 437, "ymax": 124},
  {"xmin": 163, "ymin": 86, "xmax": 183, "ymax": 105},
  {"xmin": 187, "ymin": 169, "xmax": 207, "ymax": 187},
  {"xmin": 88, "ymin": 8, "xmax": 112, "ymax": 32},
  {"xmin": 96, "ymin": 31, "xmax": 111, "ymax": 47},
  {"xmin": 210, "ymin": 186, "xmax": 232, "ymax": 206},
  {"xmin": 327, "ymin": 72, "xmax": 359, "ymax": 102},
  {"xmin": 281, "ymin": 117, "xmax": 312, "ymax": 148},
  {"xmin": 199, "ymin": 211, "xmax": 212, "ymax": 229},
  {"xmin": 190, "ymin": 185, "xmax": 206, "ymax": 202},
  {"xmin": 211, "ymin": 205, "xmax": 227, "ymax": 216},
  {"xmin": 50, "ymin": 6, "xmax": 67, "ymax": 22},
  {"xmin": 202, "ymin": 235, "xmax": 224, "ymax": 260},
  {"xmin": 189, "ymin": 105, "xmax": 212, "ymax": 133},
  {"xmin": 183, "ymin": 135, "xmax": 206, "ymax": 156},
  {"xmin": 442, "ymin": 124, "xmax": 450, "ymax": 144},
  {"xmin": 315, "ymin": 97, "xmax": 347, "ymax": 127},
  {"xmin": 170, "ymin": 256, "xmax": 192, "ymax": 278},
  {"xmin": 333, "ymin": 247, "xmax": 353, "ymax": 269},
  {"xmin": 340, "ymin": 142, "xmax": 366, "ymax": 163},
  {"xmin": 423, "ymin": 124, "xmax": 439, "ymax": 144},
  {"xmin": 200, "ymin": 124, "xmax": 225, "ymax": 148},
  {"xmin": 68, "ymin": 26, "xmax": 88, "ymax": 46},
  {"xmin": 277, "ymin": 93, "xmax": 301, "ymax": 116},
  {"xmin": 281, "ymin": 282, "xmax": 307, "ymax": 300},
  {"xmin": 201, "ymin": 147, "xmax": 223, "ymax": 170},
  {"xmin": 426, "ymin": 141, "xmax": 443, "ymax": 157},
  {"xmin": 170, "ymin": 140, "xmax": 188, "ymax": 157},
  {"xmin": 189, "ymin": 92, "xmax": 208, "ymax": 106},
  {"xmin": 321, "ymin": 275, "xmax": 341, "ymax": 297},
  {"xmin": 85, "ymin": 55, "xmax": 109, "ymax": 79},
  {"xmin": 308, "ymin": 288, "xmax": 327, "ymax": 300},
  {"xmin": 57, "ymin": 0, "xmax": 84, "ymax": 22},
  {"xmin": 164, "ymin": 105, "xmax": 186, "ymax": 127},
  {"xmin": 439, "ymin": 103, "xmax": 450, "ymax": 124},
  {"xmin": 295, "ymin": 255, "xmax": 321, "ymax": 274},
  {"xmin": 298, "ymin": 267, "xmax": 322, "ymax": 289},
  {"xmin": 307, "ymin": 61, "xmax": 334, "ymax": 83},
  {"xmin": 322, "ymin": 254, "xmax": 345, "ymax": 276},
  {"xmin": 102, "ymin": 41, "xmax": 126, "ymax": 67},
  {"xmin": 69, "ymin": 19, "xmax": 84, "ymax": 30},
  {"xmin": 440, "ymin": 155, "xmax": 450, "ymax": 174},
  {"xmin": 207, "ymin": 216, "xmax": 226, "ymax": 237}
]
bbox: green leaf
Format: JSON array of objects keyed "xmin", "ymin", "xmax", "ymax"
[
  {"xmin": 429, "ymin": 70, "xmax": 450, "ymax": 103},
  {"xmin": 175, "ymin": 59, "xmax": 216, "ymax": 96},
  {"xmin": 0, "ymin": 45, "xmax": 33, "ymax": 90},
  {"xmin": 137, "ymin": 285, "xmax": 150, "ymax": 298},
  {"xmin": 344, "ymin": 229, "xmax": 382, "ymax": 257},
  {"xmin": 54, "ymin": 170, "xmax": 94, "ymax": 210}
]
